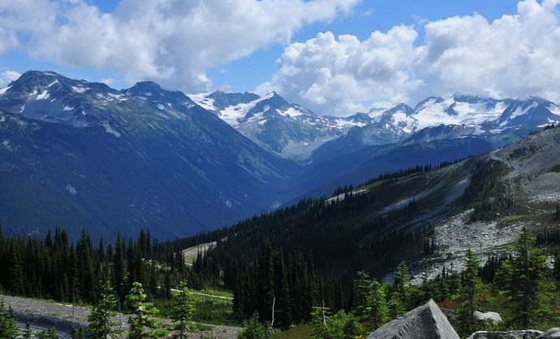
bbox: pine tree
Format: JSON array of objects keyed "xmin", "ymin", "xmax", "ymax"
[
  {"xmin": 455, "ymin": 249, "xmax": 482, "ymax": 336},
  {"xmin": 22, "ymin": 322, "xmax": 33, "ymax": 339},
  {"xmin": 310, "ymin": 305, "xmax": 331, "ymax": 339},
  {"xmin": 238, "ymin": 313, "xmax": 267, "ymax": 339},
  {"xmin": 366, "ymin": 280, "xmax": 389, "ymax": 329},
  {"xmin": 87, "ymin": 281, "xmax": 121, "ymax": 339},
  {"xmin": 36, "ymin": 327, "xmax": 59, "ymax": 339},
  {"xmin": 353, "ymin": 270, "xmax": 371, "ymax": 319},
  {"xmin": 170, "ymin": 280, "xmax": 196, "ymax": 339},
  {"xmin": 0, "ymin": 299, "xmax": 19, "ymax": 339},
  {"xmin": 497, "ymin": 228, "xmax": 548, "ymax": 328},
  {"xmin": 125, "ymin": 282, "xmax": 162, "ymax": 339}
]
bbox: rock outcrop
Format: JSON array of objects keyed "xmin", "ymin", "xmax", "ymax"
[
  {"xmin": 474, "ymin": 311, "xmax": 502, "ymax": 325},
  {"xmin": 367, "ymin": 299, "xmax": 460, "ymax": 339},
  {"xmin": 467, "ymin": 330, "xmax": 543, "ymax": 339}
]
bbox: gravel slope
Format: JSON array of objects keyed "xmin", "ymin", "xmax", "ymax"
[{"xmin": 2, "ymin": 294, "xmax": 241, "ymax": 338}]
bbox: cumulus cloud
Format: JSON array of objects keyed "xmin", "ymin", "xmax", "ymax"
[
  {"xmin": 0, "ymin": 70, "xmax": 21, "ymax": 88},
  {"xmin": 0, "ymin": 0, "xmax": 359, "ymax": 92},
  {"xmin": 258, "ymin": 27, "xmax": 419, "ymax": 115},
  {"xmin": 262, "ymin": 0, "xmax": 560, "ymax": 116}
]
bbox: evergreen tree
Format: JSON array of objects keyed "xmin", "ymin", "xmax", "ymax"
[
  {"xmin": 0, "ymin": 299, "xmax": 19, "ymax": 339},
  {"xmin": 36, "ymin": 327, "xmax": 59, "ymax": 339},
  {"xmin": 353, "ymin": 270, "xmax": 371, "ymax": 319},
  {"xmin": 455, "ymin": 250, "xmax": 482, "ymax": 336},
  {"xmin": 366, "ymin": 280, "xmax": 388, "ymax": 329},
  {"xmin": 71, "ymin": 327, "xmax": 87, "ymax": 339},
  {"xmin": 310, "ymin": 305, "xmax": 331, "ymax": 339},
  {"xmin": 22, "ymin": 322, "xmax": 33, "ymax": 339},
  {"xmin": 125, "ymin": 282, "xmax": 162, "ymax": 339},
  {"xmin": 170, "ymin": 280, "xmax": 196, "ymax": 339},
  {"xmin": 497, "ymin": 228, "xmax": 548, "ymax": 328},
  {"xmin": 238, "ymin": 313, "xmax": 267, "ymax": 339},
  {"xmin": 87, "ymin": 281, "xmax": 121, "ymax": 339}
]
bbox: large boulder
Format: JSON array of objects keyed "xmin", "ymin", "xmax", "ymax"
[
  {"xmin": 467, "ymin": 330, "xmax": 543, "ymax": 339},
  {"xmin": 367, "ymin": 299, "xmax": 460, "ymax": 339},
  {"xmin": 474, "ymin": 311, "xmax": 502, "ymax": 324}
]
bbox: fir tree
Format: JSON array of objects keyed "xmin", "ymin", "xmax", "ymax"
[
  {"xmin": 22, "ymin": 322, "xmax": 33, "ymax": 339},
  {"xmin": 125, "ymin": 282, "xmax": 162, "ymax": 339},
  {"xmin": 310, "ymin": 305, "xmax": 331, "ymax": 339},
  {"xmin": 170, "ymin": 280, "xmax": 196, "ymax": 339},
  {"xmin": 366, "ymin": 280, "xmax": 388, "ymax": 329},
  {"xmin": 238, "ymin": 313, "xmax": 267, "ymax": 339},
  {"xmin": 497, "ymin": 228, "xmax": 548, "ymax": 328},
  {"xmin": 455, "ymin": 250, "xmax": 482, "ymax": 336},
  {"xmin": 87, "ymin": 281, "xmax": 121, "ymax": 339},
  {"xmin": 0, "ymin": 299, "xmax": 19, "ymax": 339},
  {"xmin": 36, "ymin": 327, "xmax": 59, "ymax": 339}
]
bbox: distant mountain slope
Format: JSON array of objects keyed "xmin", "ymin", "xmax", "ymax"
[
  {"xmin": 190, "ymin": 91, "xmax": 364, "ymax": 160},
  {"xmin": 313, "ymin": 95, "xmax": 560, "ymax": 162},
  {"xmin": 0, "ymin": 71, "xmax": 300, "ymax": 239},
  {"xmin": 175, "ymin": 125, "xmax": 560, "ymax": 278}
]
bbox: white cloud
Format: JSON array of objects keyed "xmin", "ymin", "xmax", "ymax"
[
  {"xmin": 258, "ymin": 27, "xmax": 419, "ymax": 115},
  {"xmin": 0, "ymin": 0, "xmax": 359, "ymax": 93},
  {"xmin": 262, "ymin": 0, "xmax": 560, "ymax": 116},
  {"xmin": 0, "ymin": 70, "xmax": 21, "ymax": 88}
]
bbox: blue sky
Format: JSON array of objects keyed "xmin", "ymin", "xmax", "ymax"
[{"xmin": 1, "ymin": 0, "xmax": 558, "ymax": 115}]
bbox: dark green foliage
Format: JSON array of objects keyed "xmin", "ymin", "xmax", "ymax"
[
  {"xmin": 170, "ymin": 281, "xmax": 196, "ymax": 339},
  {"xmin": 461, "ymin": 159, "xmax": 513, "ymax": 221},
  {"xmin": 125, "ymin": 282, "xmax": 164, "ymax": 339},
  {"xmin": 87, "ymin": 281, "xmax": 121, "ymax": 339},
  {"xmin": 36, "ymin": 327, "xmax": 59, "ymax": 339},
  {"xmin": 0, "ymin": 228, "xmax": 186, "ymax": 306},
  {"xmin": 310, "ymin": 306, "xmax": 363, "ymax": 339},
  {"xmin": 366, "ymin": 280, "xmax": 389, "ymax": 329},
  {"xmin": 0, "ymin": 299, "xmax": 19, "ymax": 339},
  {"xmin": 22, "ymin": 322, "xmax": 33, "ymax": 339},
  {"xmin": 496, "ymin": 228, "xmax": 549, "ymax": 328},
  {"xmin": 234, "ymin": 245, "xmax": 319, "ymax": 326},
  {"xmin": 238, "ymin": 313, "xmax": 267, "ymax": 339},
  {"xmin": 454, "ymin": 249, "xmax": 482, "ymax": 336},
  {"xmin": 70, "ymin": 327, "xmax": 87, "ymax": 339}
]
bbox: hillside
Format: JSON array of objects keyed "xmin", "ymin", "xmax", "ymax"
[
  {"xmin": 173, "ymin": 124, "xmax": 560, "ymax": 279},
  {"xmin": 0, "ymin": 71, "xmax": 300, "ymax": 240}
]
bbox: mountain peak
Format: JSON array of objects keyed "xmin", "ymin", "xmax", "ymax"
[
  {"xmin": 9, "ymin": 70, "xmax": 68, "ymax": 90},
  {"xmin": 125, "ymin": 81, "xmax": 164, "ymax": 94}
]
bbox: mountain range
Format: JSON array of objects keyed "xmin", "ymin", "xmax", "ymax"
[
  {"xmin": 174, "ymin": 124, "xmax": 560, "ymax": 280},
  {"xmin": 1, "ymin": 70, "xmax": 559, "ymax": 239}
]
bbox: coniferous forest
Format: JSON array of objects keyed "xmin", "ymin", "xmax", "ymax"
[{"xmin": 1, "ymin": 225, "xmax": 560, "ymax": 338}]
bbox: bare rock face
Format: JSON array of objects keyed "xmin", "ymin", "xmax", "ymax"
[
  {"xmin": 367, "ymin": 299, "xmax": 460, "ymax": 339},
  {"xmin": 467, "ymin": 330, "xmax": 543, "ymax": 339}
]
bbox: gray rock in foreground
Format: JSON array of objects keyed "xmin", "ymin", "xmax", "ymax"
[
  {"xmin": 540, "ymin": 328, "xmax": 560, "ymax": 338},
  {"xmin": 467, "ymin": 330, "xmax": 543, "ymax": 339},
  {"xmin": 474, "ymin": 311, "xmax": 502, "ymax": 324},
  {"xmin": 367, "ymin": 299, "xmax": 460, "ymax": 339}
]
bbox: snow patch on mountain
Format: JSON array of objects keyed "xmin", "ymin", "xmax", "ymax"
[
  {"xmin": 36, "ymin": 90, "xmax": 50, "ymax": 100},
  {"xmin": 71, "ymin": 86, "xmax": 87, "ymax": 94}
]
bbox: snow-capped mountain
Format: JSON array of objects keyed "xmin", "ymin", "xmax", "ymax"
[
  {"xmin": 314, "ymin": 95, "xmax": 560, "ymax": 161},
  {"xmin": 0, "ymin": 71, "xmax": 300, "ymax": 240},
  {"xmin": 190, "ymin": 91, "xmax": 364, "ymax": 160},
  {"xmin": 193, "ymin": 90, "xmax": 560, "ymax": 163}
]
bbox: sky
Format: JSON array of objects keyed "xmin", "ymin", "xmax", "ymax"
[{"xmin": 1, "ymin": 0, "xmax": 559, "ymax": 116}]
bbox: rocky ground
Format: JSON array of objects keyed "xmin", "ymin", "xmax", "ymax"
[{"xmin": 2, "ymin": 294, "xmax": 241, "ymax": 338}]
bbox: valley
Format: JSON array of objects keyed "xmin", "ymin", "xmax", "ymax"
[{"xmin": 1, "ymin": 71, "xmax": 559, "ymax": 240}]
